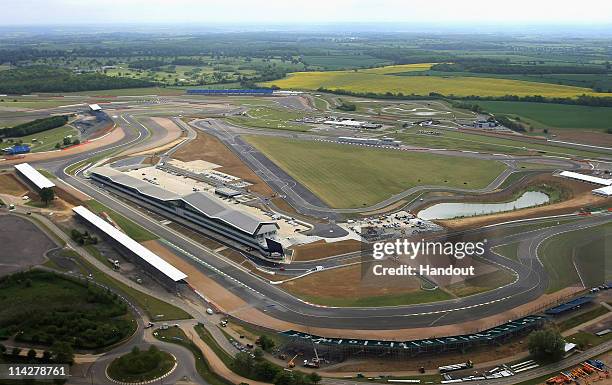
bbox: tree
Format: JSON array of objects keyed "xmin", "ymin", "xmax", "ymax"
[
  {"xmin": 12, "ymin": 347, "xmax": 21, "ymax": 356},
  {"xmin": 55, "ymin": 142, "xmax": 61, "ymax": 149},
  {"xmin": 72, "ymin": 138, "xmax": 80, "ymax": 145},
  {"xmin": 62, "ymin": 137, "xmax": 72, "ymax": 146},
  {"xmin": 253, "ymin": 347, "xmax": 264, "ymax": 360},
  {"xmin": 27, "ymin": 348, "xmax": 37, "ymax": 360},
  {"xmin": 0, "ymin": 343, "xmax": 6, "ymax": 354},
  {"xmin": 51, "ymin": 341, "xmax": 74, "ymax": 365},
  {"xmin": 528, "ymin": 328, "xmax": 565, "ymax": 362},
  {"xmin": 40, "ymin": 187, "xmax": 55, "ymax": 206},
  {"xmin": 274, "ymin": 371, "xmax": 295, "ymax": 385},
  {"xmin": 308, "ymin": 372, "xmax": 322, "ymax": 385},
  {"xmin": 258, "ymin": 335, "xmax": 275, "ymax": 352}
]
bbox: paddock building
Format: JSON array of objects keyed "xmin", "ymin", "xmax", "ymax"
[
  {"xmin": 72, "ymin": 205, "xmax": 187, "ymax": 290},
  {"xmin": 89, "ymin": 167, "xmax": 280, "ymax": 257}
]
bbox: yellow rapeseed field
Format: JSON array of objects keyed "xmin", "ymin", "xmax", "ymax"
[{"xmin": 262, "ymin": 63, "xmax": 606, "ymax": 98}]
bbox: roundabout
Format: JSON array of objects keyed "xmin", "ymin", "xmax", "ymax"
[{"xmin": 106, "ymin": 346, "xmax": 177, "ymax": 384}]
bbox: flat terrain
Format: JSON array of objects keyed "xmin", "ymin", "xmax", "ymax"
[
  {"xmin": 474, "ymin": 101, "xmax": 612, "ymax": 131},
  {"xmin": 398, "ymin": 129, "xmax": 609, "ymax": 158},
  {"xmin": 539, "ymin": 222, "xmax": 612, "ymax": 293},
  {"xmin": 262, "ymin": 64, "xmax": 607, "ymax": 98},
  {"xmin": 244, "ymin": 135, "xmax": 507, "ymax": 208},
  {"xmin": 226, "ymin": 106, "xmax": 311, "ymax": 132},
  {"xmin": 0, "ymin": 215, "xmax": 55, "ymax": 275},
  {"xmin": 280, "ymin": 264, "xmax": 452, "ymax": 307},
  {"xmin": 0, "ymin": 173, "xmax": 29, "ymax": 196}
]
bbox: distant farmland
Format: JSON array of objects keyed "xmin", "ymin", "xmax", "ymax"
[
  {"xmin": 262, "ymin": 64, "xmax": 607, "ymax": 98},
  {"xmin": 244, "ymin": 135, "xmax": 506, "ymax": 209},
  {"xmin": 474, "ymin": 101, "xmax": 612, "ymax": 130}
]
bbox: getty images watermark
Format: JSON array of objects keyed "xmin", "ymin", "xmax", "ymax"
[{"xmin": 363, "ymin": 237, "xmax": 487, "ymax": 278}]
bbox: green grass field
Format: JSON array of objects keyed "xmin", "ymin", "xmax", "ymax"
[
  {"xmin": 84, "ymin": 200, "xmax": 158, "ymax": 242},
  {"xmin": 226, "ymin": 106, "xmax": 311, "ymax": 131},
  {"xmin": 107, "ymin": 347, "xmax": 175, "ymax": 383},
  {"xmin": 539, "ymin": 222, "xmax": 611, "ymax": 293},
  {"xmin": 301, "ymin": 54, "xmax": 391, "ymax": 70},
  {"xmin": 396, "ymin": 129, "xmax": 608, "ymax": 158},
  {"xmin": 474, "ymin": 101, "xmax": 612, "ymax": 130},
  {"xmin": 4, "ymin": 125, "xmax": 78, "ymax": 152},
  {"xmin": 262, "ymin": 64, "xmax": 608, "ymax": 98},
  {"xmin": 0, "ymin": 98, "xmax": 78, "ymax": 109},
  {"xmin": 244, "ymin": 135, "xmax": 506, "ymax": 208},
  {"xmin": 288, "ymin": 288, "xmax": 454, "ymax": 307}
]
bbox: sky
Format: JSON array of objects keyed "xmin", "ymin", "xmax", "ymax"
[{"xmin": 2, "ymin": 0, "xmax": 612, "ymax": 26}]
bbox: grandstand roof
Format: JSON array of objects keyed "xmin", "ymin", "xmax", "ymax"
[
  {"xmin": 545, "ymin": 296, "xmax": 594, "ymax": 315},
  {"xmin": 89, "ymin": 104, "xmax": 102, "ymax": 111},
  {"xmin": 14, "ymin": 163, "xmax": 56, "ymax": 190},
  {"xmin": 559, "ymin": 171, "xmax": 612, "ymax": 186},
  {"xmin": 281, "ymin": 315, "xmax": 546, "ymax": 349},
  {"xmin": 72, "ymin": 205, "xmax": 187, "ymax": 282},
  {"xmin": 592, "ymin": 185, "xmax": 612, "ymax": 196}
]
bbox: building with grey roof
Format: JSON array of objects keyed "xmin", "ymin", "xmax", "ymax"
[{"xmin": 90, "ymin": 167, "xmax": 280, "ymax": 257}]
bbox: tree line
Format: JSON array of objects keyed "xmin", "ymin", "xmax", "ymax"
[
  {"xmin": 0, "ymin": 66, "xmax": 154, "ymax": 94},
  {"xmin": 316, "ymin": 87, "xmax": 612, "ymax": 107},
  {"xmin": 0, "ymin": 115, "xmax": 69, "ymax": 138},
  {"xmin": 431, "ymin": 62, "xmax": 609, "ymax": 75}
]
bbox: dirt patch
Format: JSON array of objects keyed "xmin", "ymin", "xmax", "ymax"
[
  {"xmin": 172, "ymin": 131, "xmax": 275, "ymax": 197},
  {"xmin": 290, "ymin": 239, "xmax": 362, "ymax": 261},
  {"xmin": 0, "ymin": 172, "xmax": 29, "ymax": 196},
  {"xmin": 54, "ymin": 185, "xmax": 86, "ymax": 207},
  {"xmin": 553, "ymin": 130, "xmax": 612, "ymax": 148},
  {"xmin": 281, "ymin": 263, "xmax": 422, "ymax": 299}
]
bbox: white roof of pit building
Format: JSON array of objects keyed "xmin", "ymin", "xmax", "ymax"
[
  {"xmin": 72, "ymin": 205, "xmax": 187, "ymax": 282},
  {"xmin": 559, "ymin": 171, "xmax": 612, "ymax": 186},
  {"xmin": 14, "ymin": 163, "xmax": 56, "ymax": 189},
  {"xmin": 592, "ymin": 185, "xmax": 612, "ymax": 196},
  {"xmin": 91, "ymin": 167, "xmax": 279, "ymax": 236},
  {"xmin": 89, "ymin": 104, "xmax": 102, "ymax": 111}
]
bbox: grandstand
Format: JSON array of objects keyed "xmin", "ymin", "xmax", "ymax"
[
  {"xmin": 72, "ymin": 205, "xmax": 187, "ymax": 290},
  {"xmin": 544, "ymin": 296, "xmax": 595, "ymax": 316},
  {"xmin": 280, "ymin": 315, "xmax": 546, "ymax": 359},
  {"xmin": 14, "ymin": 162, "xmax": 56, "ymax": 192},
  {"xmin": 186, "ymin": 89, "xmax": 274, "ymax": 95}
]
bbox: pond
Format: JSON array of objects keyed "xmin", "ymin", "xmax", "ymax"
[{"xmin": 417, "ymin": 191, "xmax": 550, "ymax": 220}]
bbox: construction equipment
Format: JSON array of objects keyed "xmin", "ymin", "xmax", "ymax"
[
  {"xmin": 304, "ymin": 344, "xmax": 321, "ymax": 368},
  {"xmin": 287, "ymin": 354, "xmax": 299, "ymax": 368}
]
